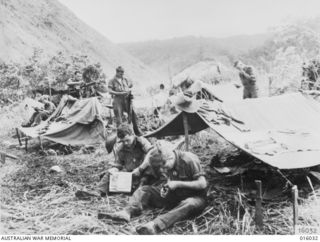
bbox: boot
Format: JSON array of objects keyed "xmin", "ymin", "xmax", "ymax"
[
  {"xmin": 98, "ymin": 210, "xmax": 131, "ymax": 223},
  {"xmin": 136, "ymin": 221, "xmax": 157, "ymax": 235}
]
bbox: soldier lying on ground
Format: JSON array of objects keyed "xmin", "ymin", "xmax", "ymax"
[
  {"xmin": 22, "ymin": 95, "xmax": 56, "ymax": 127},
  {"xmin": 98, "ymin": 140, "xmax": 207, "ymax": 235},
  {"xmin": 75, "ymin": 123, "xmax": 154, "ymax": 199}
]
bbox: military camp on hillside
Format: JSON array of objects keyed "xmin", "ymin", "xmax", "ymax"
[{"xmin": 1, "ymin": 0, "xmax": 320, "ymax": 237}]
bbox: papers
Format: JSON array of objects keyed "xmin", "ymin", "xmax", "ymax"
[{"xmin": 109, "ymin": 172, "xmax": 132, "ymax": 193}]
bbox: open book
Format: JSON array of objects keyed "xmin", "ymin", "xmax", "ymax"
[{"xmin": 109, "ymin": 172, "xmax": 132, "ymax": 193}]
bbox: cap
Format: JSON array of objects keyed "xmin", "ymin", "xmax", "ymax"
[{"xmin": 116, "ymin": 66, "xmax": 124, "ymax": 73}]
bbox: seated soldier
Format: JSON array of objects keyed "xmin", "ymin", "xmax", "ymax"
[
  {"xmin": 75, "ymin": 123, "xmax": 154, "ymax": 198},
  {"xmin": 22, "ymin": 95, "xmax": 56, "ymax": 127},
  {"xmin": 98, "ymin": 141, "xmax": 207, "ymax": 234},
  {"xmin": 66, "ymin": 71, "xmax": 83, "ymax": 99}
]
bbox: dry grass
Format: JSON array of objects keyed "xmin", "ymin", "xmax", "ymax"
[{"xmin": 0, "ymin": 120, "xmax": 319, "ymax": 235}]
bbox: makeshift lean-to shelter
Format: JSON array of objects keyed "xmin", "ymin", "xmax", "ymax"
[
  {"xmin": 17, "ymin": 96, "xmax": 105, "ymax": 149},
  {"xmin": 145, "ymin": 93, "xmax": 320, "ymax": 170}
]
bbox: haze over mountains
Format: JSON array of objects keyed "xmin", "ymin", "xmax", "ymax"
[
  {"xmin": 0, "ymin": 0, "xmax": 161, "ymax": 88},
  {"xmin": 120, "ymin": 33, "xmax": 272, "ymax": 79},
  {"xmin": 1, "ymin": 0, "xmax": 319, "ymax": 92}
]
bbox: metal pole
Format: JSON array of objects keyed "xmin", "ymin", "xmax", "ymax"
[
  {"xmin": 182, "ymin": 112, "xmax": 189, "ymax": 151},
  {"xmin": 292, "ymin": 185, "xmax": 298, "ymax": 234},
  {"xmin": 255, "ymin": 180, "xmax": 263, "ymax": 229}
]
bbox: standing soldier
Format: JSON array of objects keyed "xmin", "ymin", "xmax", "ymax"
[
  {"xmin": 108, "ymin": 66, "xmax": 141, "ymax": 135},
  {"xmin": 234, "ymin": 61, "xmax": 259, "ymax": 99}
]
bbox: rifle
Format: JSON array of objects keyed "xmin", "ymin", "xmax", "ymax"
[
  {"xmin": 126, "ymin": 91, "xmax": 142, "ymax": 136},
  {"xmin": 127, "ymin": 91, "xmax": 133, "ymax": 124},
  {"xmin": 80, "ymin": 81, "xmax": 98, "ymax": 98},
  {"xmin": 81, "ymin": 81, "xmax": 98, "ymax": 88}
]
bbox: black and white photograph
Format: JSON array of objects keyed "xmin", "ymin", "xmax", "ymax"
[{"xmin": 1, "ymin": 0, "xmax": 320, "ymax": 239}]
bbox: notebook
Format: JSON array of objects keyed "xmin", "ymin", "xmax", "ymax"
[{"xmin": 109, "ymin": 172, "xmax": 132, "ymax": 193}]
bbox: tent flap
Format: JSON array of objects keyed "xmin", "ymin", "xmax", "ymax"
[
  {"xmin": 18, "ymin": 96, "xmax": 105, "ymax": 146},
  {"xmin": 145, "ymin": 112, "xmax": 209, "ymax": 138},
  {"xmin": 145, "ymin": 93, "xmax": 320, "ymax": 169}
]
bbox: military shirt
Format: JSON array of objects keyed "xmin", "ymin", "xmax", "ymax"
[
  {"xmin": 167, "ymin": 150, "xmax": 205, "ymax": 181},
  {"xmin": 66, "ymin": 78, "xmax": 82, "ymax": 98},
  {"xmin": 113, "ymin": 136, "xmax": 152, "ymax": 172},
  {"xmin": 108, "ymin": 76, "xmax": 133, "ymax": 93},
  {"xmin": 166, "ymin": 150, "xmax": 207, "ymax": 198}
]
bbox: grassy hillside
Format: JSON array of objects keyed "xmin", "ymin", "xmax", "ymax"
[{"xmin": 0, "ymin": 0, "xmax": 161, "ymax": 89}]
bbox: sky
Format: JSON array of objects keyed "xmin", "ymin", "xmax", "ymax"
[{"xmin": 59, "ymin": 0, "xmax": 320, "ymax": 43}]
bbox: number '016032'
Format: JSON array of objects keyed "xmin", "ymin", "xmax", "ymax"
[{"xmin": 300, "ymin": 236, "xmax": 318, "ymax": 240}]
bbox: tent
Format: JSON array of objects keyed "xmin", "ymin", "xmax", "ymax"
[
  {"xmin": 17, "ymin": 96, "xmax": 105, "ymax": 147},
  {"xmin": 174, "ymin": 79, "xmax": 243, "ymax": 103},
  {"xmin": 145, "ymin": 93, "xmax": 320, "ymax": 170}
]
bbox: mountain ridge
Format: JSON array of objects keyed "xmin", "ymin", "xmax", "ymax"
[
  {"xmin": 119, "ymin": 33, "xmax": 272, "ymax": 79},
  {"xmin": 0, "ymin": 0, "xmax": 162, "ymax": 88}
]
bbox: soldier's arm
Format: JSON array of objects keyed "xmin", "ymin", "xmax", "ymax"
[
  {"xmin": 166, "ymin": 176, "xmax": 207, "ymax": 191},
  {"xmin": 67, "ymin": 78, "xmax": 83, "ymax": 86},
  {"xmin": 108, "ymin": 80, "xmax": 128, "ymax": 96},
  {"xmin": 109, "ymin": 145, "xmax": 125, "ymax": 170},
  {"xmin": 166, "ymin": 155, "xmax": 207, "ymax": 191},
  {"xmin": 241, "ymin": 68, "xmax": 256, "ymax": 83},
  {"xmin": 110, "ymin": 78, "xmax": 133, "ymax": 95},
  {"xmin": 127, "ymin": 78, "xmax": 133, "ymax": 89},
  {"xmin": 108, "ymin": 89, "xmax": 128, "ymax": 96},
  {"xmin": 131, "ymin": 149, "xmax": 152, "ymax": 177},
  {"xmin": 140, "ymin": 137, "xmax": 153, "ymax": 153}
]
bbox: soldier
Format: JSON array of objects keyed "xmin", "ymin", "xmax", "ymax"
[
  {"xmin": 234, "ymin": 61, "xmax": 259, "ymax": 99},
  {"xmin": 152, "ymin": 83, "xmax": 168, "ymax": 118},
  {"xmin": 108, "ymin": 66, "xmax": 132, "ymax": 125},
  {"xmin": 98, "ymin": 141, "xmax": 207, "ymax": 234},
  {"xmin": 22, "ymin": 95, "xmax": 56, "ymax": 127},
  {"xmin": 66, "ymin": 71, "xmax": 83, "ymax": 99},
  {"xmin": 108, "ymin": 66, "xmax": 141, "ymax": 135},
  {"xmin": 75, "ymin": 123, "xmax": 154, "ymax": 199}
]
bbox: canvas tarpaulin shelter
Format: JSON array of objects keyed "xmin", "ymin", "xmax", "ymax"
[
  {"xmin": 18, "ymin": 96, "xmax": 105, "ymax": 146},
  {"xmin": 145, "ymin": 93, "xmax": 320, "ymax": 170},
  {"xmin": 181, "ymin": 80, "xmax": 243, "ymax": 102}
]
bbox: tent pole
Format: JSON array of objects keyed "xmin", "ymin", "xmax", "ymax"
[
  {"xmin": 182, "ymin": 113, "xmax": 189, "ymax": 151},
  {"xmin": 255, "ymin": 180, "xmax": 263, "ymax": 230},
  {"xmin": 16, "ymin": 128, "xmax": 22, "ymax": 146},
  {"xmin": 39, "ymin": 136, "xmax": 43, "ymax": 151},
  {"xmin": 25, "ymin": 138, "xmax": 28, "ymax": 152},
  {"xmin": 292, "ymin": 185, "xmax": 298, "ymax": 234}
]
